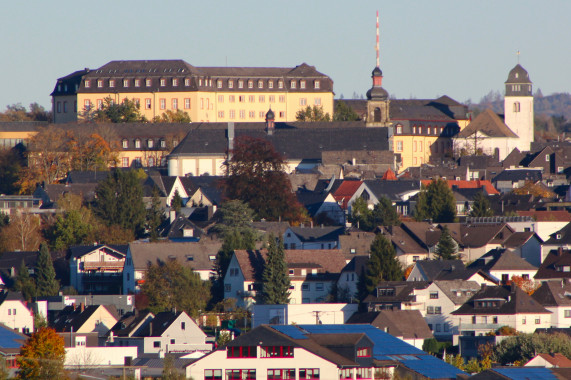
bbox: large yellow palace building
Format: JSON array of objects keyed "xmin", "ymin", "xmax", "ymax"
[{"xmin": 51, "ymin": 60, "xmax": 334, "ymax": 124}]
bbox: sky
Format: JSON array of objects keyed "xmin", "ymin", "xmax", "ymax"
[{"xmin": 1, "ymin": 1, "xmax": 570, "ymax": 112}]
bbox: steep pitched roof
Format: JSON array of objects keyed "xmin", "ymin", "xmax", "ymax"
[
  {"xmin": 468, "ymin": 248, "xmax": 538, "ymax": 272},
  {"xmin": 106, "ymin": 310, "xmax": 154, "ymax": 337},
  {"xmin": 528, "ymin": 353, "xmax": 571, "ymax": 368},
  {"xmin": 364, "ymin": 281, "xmax": 430, "ymax": 304},
  {"xmin": 455, "ymin": 109, "xmax": 518, "ymax": 138},
  {"xmin": 420, "ymin": 179, "xmax": 499, "ymax": 195},
  {"xmin": 433, "ymin": 280, "xmax": 482, "ymax": 305},
  {"xmin": 52, "ymin": 304, "xmax": 119, "ymax": 332},
  {"xmin": 287, "ymin": 226, "xmax": 345, "ymax": 243},
  {"xmin": 364, "ymin": 180, "xmax": 421, "ymax": 202},
  {"xmin": 535, "ymin": 249, "xmax": 571, "ymax": 280},
  {"xmin": 532, "ymin": 280, "xmax": 571, "ymax": 307},
  {"xmin": 332, "ymin": 180, "xmax": 363, "ymax": 209},
  {"xmin": 413, "ymin": 260, "xmax": 466, "ymax": 281},
  {"xmin": 69, "ymin": 244, "xmax": 128, "ymax": 260}
]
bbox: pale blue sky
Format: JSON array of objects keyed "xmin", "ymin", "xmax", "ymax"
[{"xmin": 1, "ymin": 1, "xmax": 570, "ymax": 111}]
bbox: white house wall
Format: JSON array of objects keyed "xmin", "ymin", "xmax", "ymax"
[
  {"xmin": 0, "ymin": 301, "xmax": 33, "ymax": 333},
  {"xmin": 65, "ymin": 346, "xmax": 138, "ymax": 367}
]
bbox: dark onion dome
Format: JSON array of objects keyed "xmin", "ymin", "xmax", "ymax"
[
  {"xmin": 265, "ymin": 108, "xmax": 275, "ymax": 120},
  {"xmin": 372, "ymin": 66, "xmax": 383, "ymax": 77},
  {"xmin": 505, "ymin": 64, "xmax": 531, "ymax": 84},
  {"xmin": 366, "ymin": 86, "xmax": 389, "ymax": 100}
]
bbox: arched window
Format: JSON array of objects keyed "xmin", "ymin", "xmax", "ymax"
[
  {"xmin": 513, "ymin": 102, "xmax": 521, "ymax": 112},
  {"xmin": 374, "ymin": 107, "xmax": 381, "ymax": 122}
]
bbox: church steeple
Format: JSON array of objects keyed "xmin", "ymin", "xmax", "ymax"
[
  {"xmin": 504, "ymin": 58, "xmax": 534, "ymax": 152},
  {"xmin": 366, "ymin": 10, "xmax": 390, "ymax": 126}
]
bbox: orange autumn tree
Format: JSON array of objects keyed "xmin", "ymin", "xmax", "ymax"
[
  {"xmin": 512, "ymin": 181, "xmax": 555, "ymax": 198},
  {"xmin": 17, "ymin": 327, "xmax": 66, "ymax": 380},
  {"xmin": 511, "ymin": 275, "xmax": 541, "ymax": 295}
]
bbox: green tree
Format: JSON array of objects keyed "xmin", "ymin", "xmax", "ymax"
[
  {"xmin": 170, "ymin": 189, "xmax": 183, "ymax": 213},
  {"xmin": 351, "ymin": 197, "xmax": 374, "ymax": 231},
  {"xmin": 371, "ymin": 197, "xmax": 400, "ymax": 227},
  {"xmin": 84, "ymin": 96, "xmax": 144, "ymax": 123},
  {"xmin": 295, "ymin": 105, "xmax": 331, "ymax": 122},
  {"xmin": 434, "ymin": 226, "xmax": 459, "ymax": 260},
  {"xmin": 47, "ymin": 209, "xmax": 93, "ymax": 251},
  {"xmin": 414, "ymin": 179, "xmax": 457, "ymax": 223},
  {"xmin": 469, "ymin": 192, "xmax": 494, "ymax": 217},
  {"xmin": 16, "ymin": 327, "xmax": 66, "ymax": 380},
  {"xmin": 333, "ymin": 100, "xmax": 360, "ymax": 121},
  {"xmin": 261, "ymin": 236, "xmax": 290, "ymax": 304},
  {"xmin": 140, "ymin": 259, "xmax": 210, "ymax": 318},
  {"xmin": 13, "ymin": 260, "xmax": 36, "ymax": 302},
  {"xmin": 0, "ymin": 146, "xmax": 25, "ymax": 195},
  {"xmin": 363, "ymin": 234, "xmax": 402, "ymax": 294},
  {"xmin": 223, "ymin": 136, "xmax": 305, "ymax": 222},
  {"xmin": 161, "ymin": 353, "xmax": 186, "ymax": 380},
  {"xmin": 35, "ymin": 243, "xmax": 60, "ymax": 297},
  {"xmin": 153, "ymin": 109, "xmax": 191, "ymax": 123},
  {"xmin": 94, "ymin": 169, "xmax": 146, "ymax": 237},
  {"xmin": 493, "ymin": 332, "xmax": 571, "ymax": 365},
  {"xmin": 147, "ymin": 186, "xmax": 164, "ymax": 242}
]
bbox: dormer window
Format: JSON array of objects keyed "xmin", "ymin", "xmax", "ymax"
[
  {"xmin": 123, "ymin": 79, "xmax": 129, "ymax": 87},
  {"xmin": 85, "ymin": 80, "xmax": 91, "ymax": 88},
  {"xmin": 217, "ymin": 80, "xmax": 223, "ymax": 89},
  {"xmin": 290, "ymin": 80, "xmax": 297, "ymax": 89},
  {"xmin": 147, "ymin": 140, "xmax": 154, "ymax": 148},
  {"xmin": 160, "ymin": 139, "xmax": 166, "ymax": 148},
  {"xmin": 228, "ymin": 80, "xmax": 234, "ymax": 89},
  {"xmin": 268, "ymin": 80, "xmax": 274, "ymax": 89},
  {"xmin": 135, "ymin": 79, "xmax": 141, "ymax": 87},
  {"xmin": 557, "ymin": 233, "xmax": 562, "ymax": 239},
  {"xmin": 146, "ymin": 79, "xmax": 152, "ymax": 87},
  {"xmin": 300, "ymin": 80, "xmax": 306, "ymax": 89},
  {"xmin": 278, "ymin": 80, "xmax": 284, "ymax": 89},
  {"xmin": 109, "ymin": 80, "xmax": 115, "ymax": 88},
  {"xmin": 357, "ymin": 347, "xmax": 371, "ymax": 357},
  {"xmin": 97, "ymin": 80, "xmax": 103, "ymax": 88},
  {"xmin": 258, "ymin": 80, "xmax": 263, "ymax": 89},
  {"xmin": 314, "ymin": 80, "xmax": 320, "ymax": 89},
  {"xmin": 122, "ymin": 139, "xmax": 128, "ymax": 149},
  {"xmin": 135, "ymin": 139, "xmax": 141, "ymax": 149},
  {"xmin": 396, "ymin": 125, "xmax": 402, "ymax": 134},
  {"xmin": 238, "ymin": 80, "xmax": 244, "ymax": 89},
  {"xmin": 184, "ymin": 78, "xmax": 190, "ymax": 86},
  {"xmin": 160, "ymin": 78, "xmax": 166, "ymax": 87},
  {"xmin": 248, "ymin": 80, "xmax": 253, "ymax": 89}
]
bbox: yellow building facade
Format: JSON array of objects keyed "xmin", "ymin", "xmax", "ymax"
[{"xmin": 52, "ymin": 60, "xmax": 334, "ymax": 124}]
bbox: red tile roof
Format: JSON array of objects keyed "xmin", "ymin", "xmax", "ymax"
[
  {"xmin": 421, "ymin": 179, "xmax": 499, "ymax": 195},
  {"xmin": 381, "ymin": 168, "xmax": 397, "ymax": 181},
  {"xmin": 533, "ymin": 353, "xmax": 571, "ymax": 367},
  {"xmin": 332, "ymin": 180, "xmax": 363, "ymax": 209}
]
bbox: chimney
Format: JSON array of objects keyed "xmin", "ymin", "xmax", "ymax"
[
  {"xmin": 159, "ymin": 349, "xmax": 165, "ymax": 358},
  {"xmin": 80, "ymin": 303, "xmax": 85, "ymax": 313}
]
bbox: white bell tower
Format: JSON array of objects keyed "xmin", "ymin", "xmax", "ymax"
[{"xmin": 504, "ymin": 62, "xmax": 534, "ymax": 152}]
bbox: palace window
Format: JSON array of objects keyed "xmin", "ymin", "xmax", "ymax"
[
  {"xmin": 229, "ymin": 95, "xmax": 235, "ymax": 103},
  {"xmin": 217, "ymin": 80, "xmax": 222, "ymax": 89},
  {"xmin": 300, "ymin": 98, "xmax": 307, "ymax": 106},
  {"xmin": 84, "ymin": 99, "xmax": 91, "ymax": 110},
  {"xmin": 84, "ymin": 80, "xmax": 91, "ymax": 88},
  {"xmin": 97, "ymin": 80, "xmax": 103, "ymax": 88},
  {"xmin": 239, "ymin": 96, "xmax": 245, "ymax": 103},
  {"xmin": 248, "ymin": 80, "xmax": 253, "ymax": 89},
  {"xmin": 122, "ymin": 140, "xmax": 128, "ymax": 149},
  {"xmin": 300, "ymin": 80, "xmax": 306, "ymax": 89},
  {"xmin": 229, "ymin": 110, "xmax": 235, "ymax": 119},
  {"xmin": 185, "ymin": 98, "xmax": 191, "ymax": 109},
  {"xmin": 218, "ymin": 111, "xmax": 224, "ymax": 118},
  {"xmin": 184, "ymin": 78, "xmax": 190, "ymax": 86},
  {"xmin": 135, "ymin": 79, "xmax": 141, "ymax": 87},
  {"xmin": 97, "ymin": 99, "xmax": 103, "ymax": 110},
  {"xmin": 261, "ymin": 346, "xmax": 294, "ymax": 358},
  {"xmin": 249, "ymin": 95, "xmax": 255, "ymax": 103},
  {"xmin": 109, "ymin": 80, "xmax": 115, "ymax": 88},
  {"xmin": 259, "ymin": 95, "xmax": 265, "ymax": 103},
  {"xmin": 160, "ymin": 79, "xmax": 166, "ymax": 87},
  {"xmin": 148, "ymin": 140, "xmax": 154, "ymax": 148},
  {"xmin": 269, "ymin": 95, "xmax": 275, "ymax": 103},
  {"xmin": 279, "ymin": 111, "xmax": 285, "ymax": 118},
  {"xmin": 290, "ymin": 80, "xmax": 297, "ymax": 89},
  {"xmin": 145, "ymin": 98, "xmax": 151, "ymax": 109},
  {"xmin": 269, "ymin": 80, "xmax": 274, "ymax": 89},
  {"xmin": 314, "ymin": 98, "xmax": 321, "ymax": 105},
  {"xmin": 228, "ymin": 80, "xmax": 234, "ymax": 89},
  {"xmin": 172, "ymin": 98, "xmax": 178, "ymax": 110},
  {"xmin": 122, "ymin": 157, "xmax": 129, "ymax": 167},
  {"xmin": 146, "ymin": 79, "xmax": 152, "ymax": 87},
  {"xmin": 314, "ymin": 80, "xmax": 320, "ymax": 89},
  {"xmin": 238, "ymin": 80, "xmax": 244, "ymax": 89},
  {"xmin": 239, "ymin": 110, "xmax": 246, "ymax": 119},
  {"xmin": 396, "ymin": 141, "xmax": 403, "ymax": 151},
  {"xmin": 279, "ymin": 95, "xmax": 285, "ymax": 103},
  {"xmin": 172, "ymin": 78, "xmax": 178, "ymax": 86},
  {"xmin": 160, "ymin": 99, "xmax": 166, "ymax": 110},
  {"xmin": 259, "ymin": 111, "xmax": 265, "ymax": 118},
  {"xmin": 278, "ymin": 80, "xmax": 284, "ymax": 89},
  {"xmin": 258, "ymin": 80, "xmax": 264, "ymax": 89},
  {"xmin": 135, "ymin": 139, "xmax": 141, "ymax": 149},
  {"xmin": 123, "ymin": 79, "xmax": 129, "ymax": 87}
]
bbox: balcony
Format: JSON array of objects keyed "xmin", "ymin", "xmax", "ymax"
[
  {"xmin": 81, "ymin": 273, "xmax": 122, "ymax": 284},
  {"xmin": 459, "ymin": 323, "xmax": 501, "ymax": 331}
]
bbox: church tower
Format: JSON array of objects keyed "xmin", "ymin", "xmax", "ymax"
[
  {"xmin": 366, "ymin": 11, "xmax": 390, "ymax": 128},
  {"xmin": 504, "ymin": 63, "xmax": 534, "ymax": 152}
]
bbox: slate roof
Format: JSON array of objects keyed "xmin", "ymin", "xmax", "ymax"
[
  {"xmin": 364, "ymin": 281, "xmax": 430, "ymax": 304},
  {"xmin": 287, "ymin": 226, "xmax": 345, "ymax": 243},
  {"xmin": 341, "ymin": 256, "xmax": 370, "ymax": 277},
  {"xmin": 179, "ymin": 176, "xmax": 224, "ymax": 205},
  {"xmin": 295, "ymin": 189, "xmax": 331, "ymax": 216},
  {"xmin": 455, "ymin": 109, "xmax": 518, "ymax": 138},
  {"xmin": 163, "ymin": 216, "xmax": 205, "ymax": 240},
  {"xmin": 0, "ymin": 251, "xmax": 38, "ymax": 277},
  {"xmin": 233, "ymin": 249, "xmax": 348, "ymax": 283},
  {"xmin": 106, "ymin": 310, "xmax": 154, "ymax": 337},
  {"xmin": 412, "ymin": 260, "xmax": 466, "ymax": 281},
  {"xmin": 52, "ymin": 304, "xmax": 119, "ymax": 332},
  {"xmin": 381, "ymin": 225, "xmax": 429, "ymax": 255},
  {"xmin": 441, "ymin": 223, "xmax": 514, "ymax": 248},
  {"xmin": 532, "ymin": 280, "xmax": 571, "ymax": 307},
  {"xmin": 451, "ymin": 285, "xmax": 551, "ymax": 315},
  {"xmin": 506, "ymin": 64, "xmax": 532, "ymax": 84},
  {"xmin": 492, "ymin": 169, "xmax": 543, "ymax": 183},
  {"xmin": 251, "ymin": 221, "xmax": 291, "ymax": 236},
  {"xmin": 128, "ymin": 241, "xmax": 221, "ymax": 271},
  {"xmin": 338, "ymin": 230, "xmax": 376, "ymax": 257},
  {"xmin": 346, "ymin": 310, "xmax": 433, "ymax": 340},
  {"xmin": 364, "ymin": 179, "xmax": 421, "ymax": 202},
  {"xmin": 503, "ymin": 231, "xmax": 540, "ymax": 248},
  {"xmin": 543, "ymin": 223, "xmax": 571, "ymax": 245},
  {"xmin": 140, "ymin": 311, "xmax": 185, "ymax": 337},
  {"xmin": 0, "ymin": 291, "xmax": 25, "ymax": 304},
  {"xmin": 468, "ymin": 248, "xmax": 538, "ymax": 272},
  {"xmin": 66, "ymin": 170, "xmax": 111, "ymax": 184},
  {"xmin": 535, "ymin": 249, "xmax": 571, "ymax": 280},
  {"xmin": 169, "ymin": 124, "xmax": 390, "ymax": 161}
]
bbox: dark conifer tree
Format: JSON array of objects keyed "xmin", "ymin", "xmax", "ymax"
[
  {"xmin": 469, "ymin": 192, "xmax": 494, "ymax": 217},
  {"xmin": 261, "ymin": 236, "xmax": 290, "ymax": 304},
  {"xmin": 364, "ymin": 234, "xmax": 403, "ymax": 294},
  {"xmin": 434, "ymin": 225, "xmax": 459, "ymax": 260},
  {"xmin": 35, "ymin": 243, "xmax": 59, "ymax": 297}
]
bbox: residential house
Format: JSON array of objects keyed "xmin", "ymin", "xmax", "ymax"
[
  {"xmin": 361, "ymin": 179, "xmax": 421, "ymax": 216},
  {"xmin": 296, "ymin": 188, "xmax": 345, "ymax": 225},
  {"xmin": 185, "ymin": 324, "xmax": 466, "ymax": 380},
  {"xmin": 0, "ymin": 250, "xmax": 38, "ymax": 285},
  {"xmin": 282, "ymin": 225, "xmax": 345, "ymax": 250},
  {"xmin": 330, "ymin": 179, "xmax": 363, "ymax": 214},
  {"xmin": 415, "ymin": 280, "xmax": 481, "ymax": 339},
  {"xmin": 535, "ymin": 248, "xmax": 571, "ymax": 282},
  {"xmin": 337, "ymin": 256, "xmax": 369, "ymax": 301},
  {"xmin": 69, "ymin": 244, "xmax": 128, "ymax": 294},
  {"xmin": 0, "ymin": 291, "xmax": 33, "ymax": 334},
  {"xmin": 162, "ymin": 214, "xmax": 204, "ymax": 242},
  {"xmin": 407, "ymin": 260, "xmax": 498, "ymax": 286},
  {"xmin": 466, "ymin": 248, "xmax": 538, "ymax": 285},
  {"xmin": 451, "ymin": 285, "xmax": 551, "ymax": 339},
  {"xmin": 441, "ymin": 222, "xmax": 516, "ymax": 262},
  {"xmin": 0, "ymin": 324, "xmax": 29, "ymax": 372},
  {"xmin": 532, "ymin": 280, "xmax": 571, "ymax": 329},
  {"xmin": 224, "ymin": 249, "xmax": 347, "ymax": 308},
  {"xmin": 363, "ymin": 281, "xmax": 430, "ymax": 312},
  {"xmin": 542, "ymin": 223, "xmax": 571, "ymax": 264},
  {"xmin": 106, "ymin": 311, "xmax": 211, "ymax": 355},
  {"xmin": 517, "ymin": 210, "xmax": 571, "ymax": 241},
  {"xmin": 378, "ymin": 222, "xmax": 436, "ymax": 266},
  {"xmin": 52, "ymin": 304, "xmax": 120, "ymax": 336},
  {"xmin": 346, "ymin": 310, "xmax": 433, "ymax": 349},
  {"xmin": 123, "ymin": 240, "xmax": 222, "ymax": 293},
  {"xmin": 338, "ymin": 229, "xmax": 375, "ymax": 259},
  {"xmin": 0, "ymin": 195, "xmax": 42, "ymax": 215}
]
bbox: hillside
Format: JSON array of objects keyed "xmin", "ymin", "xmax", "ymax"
[{"xmin": 471, "ymin": 91, "xmax": 571, "ymax": 120}]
